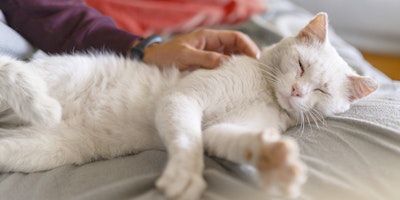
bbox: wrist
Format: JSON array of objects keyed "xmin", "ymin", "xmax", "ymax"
[
  {"xmin": 128, "ymin": 35, "xmax": 163, "ymax": 60},
  {"xmin": 142, "ymin": 43, "xmax": 161, "ymax": 64}
]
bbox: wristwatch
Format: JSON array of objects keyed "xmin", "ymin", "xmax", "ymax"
[{"xmin": 129, "ymin": 35, "xmax": 163, "ymax": 60}]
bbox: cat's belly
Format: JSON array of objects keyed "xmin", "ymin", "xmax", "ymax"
[
  {"xmin": 60, "ymin": 114, "xmax": 165, "ymax": 158},
  {"xmin": 56, "ymin": 95, "xmax": 165, "ymax": 158}
]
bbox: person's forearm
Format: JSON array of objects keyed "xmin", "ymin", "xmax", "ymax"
[{"xmin": 0, "ymin": 0, "xmax": 141, "ymax": 55}]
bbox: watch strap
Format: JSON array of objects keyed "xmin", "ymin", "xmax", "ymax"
[{"xmin": 129, "ymin": 35, "xmax": 163, "ymax": 60}]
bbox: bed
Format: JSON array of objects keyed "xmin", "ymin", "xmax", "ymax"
[{"xmin": 1, "ymin": 0, "xmax": 399, "ymax": 200}]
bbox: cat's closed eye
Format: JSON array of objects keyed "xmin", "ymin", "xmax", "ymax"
[
  {"xmin": 298, "ymin": 59, "xmax": 304, "ymax": 76},
  {"xmin": 314, "ymin": 88, "xmax": 330, "ymax": 95}
]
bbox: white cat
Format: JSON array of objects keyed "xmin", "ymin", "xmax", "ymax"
[{"xmin": 0, "ymin": 13, "xmax": 377, "ymax": 199}]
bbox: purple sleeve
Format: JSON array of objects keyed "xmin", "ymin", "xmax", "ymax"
[{"xmin": 0, "ymin": 0, "xmax": 142, "ymax": 55}]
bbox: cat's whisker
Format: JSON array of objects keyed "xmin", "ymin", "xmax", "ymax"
[
  {"xmin": 297, "ymin": 112, "xmax": 306, "ymax": 135},
  {"xmin": 302, "ymin": 112, "xmax": 307, "ymax": 134},
  {"xmin": 310, "ymin": 108, "xmax": 326, "ymax": 128},
  {"xmin": 258, "ymin": 69, "xmax": 279, "ymax": 83},
  {"xmin": 304, "ymin": 111, "xmax": 313, "ymax": 130},
  {"xmin": 308, "ymin": 110, "xmax": 320, "ymax": 129},
  {"xmin": 313, "ymin": 110, "xmax": 324, "ymax": 126},
  {"xmin": 316, "ymin": 110, "xmax": 327, "ymax": 126},
  {"xmin": 256, "ymin": 62, "xmax": 280, "ymax": 82},
  {"xmin": 297, "ymin": 104, "xmax": 316, "ymax": 131},
  {"xmin": 258, "ymin": 70, "xmax": 278, "ymax": 83}
]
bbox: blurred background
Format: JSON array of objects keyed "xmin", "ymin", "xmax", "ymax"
[{"xmin": 290, "ymin": 0, "xmax": 400, "ymax": 80}]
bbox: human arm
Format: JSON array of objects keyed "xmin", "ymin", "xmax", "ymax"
[
  {"xmin": 0, "ymin": 0, "xmax": 141, "ymax": 55},
  {"xmin": 143, "ymin": 29, "xmax": 260, "ymax": 70}
]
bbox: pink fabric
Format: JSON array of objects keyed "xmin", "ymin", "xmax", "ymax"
[{"xmin": 85, "ymin": 0, "xmax": 267, "ymax": 36}]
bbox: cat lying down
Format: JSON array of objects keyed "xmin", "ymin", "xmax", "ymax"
[{"xmin": 0, "ymin": 13, "xmax": 377, "ymax": 199}]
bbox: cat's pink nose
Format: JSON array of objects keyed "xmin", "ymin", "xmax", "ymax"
[{"xmin": 291, "ymin": 84, "xmax": 303, "ymax": 97}]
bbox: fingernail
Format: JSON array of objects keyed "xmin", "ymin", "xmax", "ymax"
[{"xmin": 256, "ymin": 52, "xmax": 261, "ymax": 59}]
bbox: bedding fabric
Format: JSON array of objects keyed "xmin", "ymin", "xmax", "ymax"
[
  {"xmin": 1, "ymin": 0, "xmax": 400, "ymax": 200},
  {"xmin": 0, "ymin": 11, "xmax": 35, "ymax": 59}
]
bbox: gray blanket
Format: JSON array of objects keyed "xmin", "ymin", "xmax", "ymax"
[{"xmin": 1, "ymin": 1, "xmax": 399, "ymax": 200}]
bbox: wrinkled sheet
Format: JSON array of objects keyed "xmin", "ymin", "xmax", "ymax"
[{"xmin": 1, "ymin": 1, "xmax": 400, "ymax": 200}]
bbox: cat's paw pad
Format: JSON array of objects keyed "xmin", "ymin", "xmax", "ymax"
[
  {"xmin": 156, "ymin": 166, "xmax": 206, "ymax": 200},
  {"xmin": 279, "ymin": 161, "xmax": 307, "ymax": 197},
  {"xmin": 257, "ymin": 133, "xmax": 307, "ymax": 198},
  {"xmin": 258, "ymin": 134, "xmax": 298, "ymax": 170},
  {"xmin": 261, "ymin": 159, "xmax": 307, "ymax": 198}
]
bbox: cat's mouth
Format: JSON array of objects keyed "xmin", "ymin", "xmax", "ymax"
[
  {"xmin": 276, "ymin": 92, "xmax": 293, "ymax": 111},
  {"xmin": 276, "ymin": 92, "xmax": 306, "ymax": 115}
]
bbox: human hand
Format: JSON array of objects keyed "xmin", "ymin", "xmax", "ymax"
[{"xmin": 142, "ymin": 29, "xmax": 260, "ymax": 71}]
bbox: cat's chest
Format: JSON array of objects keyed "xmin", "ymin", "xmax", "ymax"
[
  {"xmin": 190, "ymin": 57, "xmax": 291, "ymax": 131},
  {"xmin": 202, "ymin": 92, "xmax": 290, "ymax": 132}
]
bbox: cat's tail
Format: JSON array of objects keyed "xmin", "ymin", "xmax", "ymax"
[{"xmin": 0, "ymin": 56, "xmax": 62, "ymax": 126}]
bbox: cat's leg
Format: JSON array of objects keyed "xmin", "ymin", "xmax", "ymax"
[
  {"xmin": 0, "ymin": 56, "xmax": 61, "ymax": 126},
  {"xmin": 155, "ymin": 93, "xmax": 206, "ymax": 200},
  {"xmin": 0, "ymin": 124, "xmax": 93, "ymax": 172},
  {"xmin": 203, "ymin": 123, "xmax": 307, "ymax": 198}
]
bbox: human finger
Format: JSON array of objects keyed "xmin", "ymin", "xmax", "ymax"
[
  {"xmin": 178, "ymin": 47, "xmax": 230, "ymax": 70},
  {"xmin": 201, "ymin": 30, "xmax": 260, "ymax": 58}
]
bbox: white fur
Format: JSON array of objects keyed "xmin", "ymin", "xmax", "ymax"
[{"xmin": 0, "ymin": 13, "xmax": 376, "ymax": 200}]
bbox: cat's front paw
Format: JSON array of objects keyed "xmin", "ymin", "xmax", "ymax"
[
  {"xmin": 156, "ymin": 163, "xmax": 206, "ymax": 200},
  {"xmin": 257, "ymin": 129, "xmax": 307, "ymax": 198}
]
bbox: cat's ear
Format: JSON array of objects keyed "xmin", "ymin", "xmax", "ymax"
[
  {"xmin": 348, "ymin": 75, "xmax": 378, "ymax": 102},
  {"xmin": 297, "ymin": 12, "xmax": 328, "ymax": 44}
]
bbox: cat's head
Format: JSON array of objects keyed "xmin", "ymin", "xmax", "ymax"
[{"xmin": 259, "ymin": 13, "xmax": 378, "ymax": 120}]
